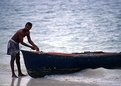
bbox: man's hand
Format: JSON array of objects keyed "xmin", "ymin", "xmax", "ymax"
[
  {"xmin": 34, "ymin": 46, "xmax": 39, "ymax": 51},
  {"xmin": 31, "ymin": 45, "xmax": 39, "ymax": 51},
  {"xmin": 30, "ymin": 46, "xmax": 35, "ymax": 50}
]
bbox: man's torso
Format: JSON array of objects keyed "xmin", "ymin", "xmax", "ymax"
[{"xmin": 11, "ymin": 29, "xmax": 30, "ymax": 43}]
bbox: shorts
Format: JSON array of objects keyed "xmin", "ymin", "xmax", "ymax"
[{"xmin": 7, "ymin": 39, "xmax": 20, "ymax": 56}]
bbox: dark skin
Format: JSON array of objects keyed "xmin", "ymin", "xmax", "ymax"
[{"xmin": 10, "ymin": 24, "xmax": 39, "ymax": 78}]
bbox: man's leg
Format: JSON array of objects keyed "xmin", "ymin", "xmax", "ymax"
[
  {"xmin": 16, "ymin": 53, "xmax": 26, "ymax": 76},
  {"xmin": 10, "ymin": 55, "xmax": 17, "ymax": 77}
]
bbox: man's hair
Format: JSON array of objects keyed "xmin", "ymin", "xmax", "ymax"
[{"xmin": 25, "ymin": 22, "xmax": 32, "ymax": 26}]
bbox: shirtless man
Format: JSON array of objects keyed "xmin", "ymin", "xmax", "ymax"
[{"xmin": 7, "ymin": 22, "xmax": 39, "ymax": 78}]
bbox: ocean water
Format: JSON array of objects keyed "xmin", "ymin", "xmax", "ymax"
[{"xmin": 0, "ymin": 0, "xmax": 121, "ymax": 86}]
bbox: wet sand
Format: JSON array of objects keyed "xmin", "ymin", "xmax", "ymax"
[
  {"xmin": 0, "ymin": 73, "xmax": 99, "ymax": 86},
  {"xmin": 0, "ymin": 66, "xmax": 121, "ymax": 86},
  {"xmin": 0, "ymin": 64, "xmax": 100, "ymax": 86},
  {"xmin": 0, "ymin": 71, "xmax": 92, "ymax": 86}
]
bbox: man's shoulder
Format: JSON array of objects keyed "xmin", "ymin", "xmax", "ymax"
[
  {"xmin": 17, "ymin": 28, "xmax": 23, "ymax": 32},
  {"xmin": 15, "ymin": 29, "xmax": 23, "ymax": 35}
]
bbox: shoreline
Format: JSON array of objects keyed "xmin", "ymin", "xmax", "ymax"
[{"xmin": 0, "ymin": 64, "xmax": 121, "ymax": 86}]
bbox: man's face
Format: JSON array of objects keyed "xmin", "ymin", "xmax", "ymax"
[{"xmin": 25, "ymin": 25, "xmax": 32, "ymax": 31}]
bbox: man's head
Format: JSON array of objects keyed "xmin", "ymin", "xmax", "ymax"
[{"xmin": 25, "ymin": 22, "xmax": 32, "ymax": 31}]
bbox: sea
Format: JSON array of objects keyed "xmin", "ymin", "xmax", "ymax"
[{"xmin": 0, "ymin": 0, "xmax": 121, "ymax": 86}]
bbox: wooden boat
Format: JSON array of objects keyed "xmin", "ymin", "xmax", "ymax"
[{"xmin": 21, "ymin": 50, "xmax": 121, "ymax": 78}]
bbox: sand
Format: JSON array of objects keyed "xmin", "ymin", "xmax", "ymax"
[{"xmin": 0, "ymin": 64, "xmax": 98, "ymax": 86}]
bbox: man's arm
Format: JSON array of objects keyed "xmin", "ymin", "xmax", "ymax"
[
  {"xmin": 18, "ymin": 32, "xmax": 35, "ymax": 50},
  {"xmin": 21, "ymin": 42, "xmax": 35, "ymax": 50},
  {"xmin": 27, "ymin": 32, "xmax": 39, "ymax": 51}
]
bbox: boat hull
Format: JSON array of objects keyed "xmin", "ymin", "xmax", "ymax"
[{"xmin": 21, "ymin": 50, "xmax": 121, "ymax": 78}]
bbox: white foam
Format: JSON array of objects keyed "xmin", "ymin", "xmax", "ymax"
[{"xmin": 45, "ymin": 68, "xmax": 121, "ymax": 85}]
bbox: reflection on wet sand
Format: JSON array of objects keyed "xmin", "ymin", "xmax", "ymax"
[
  {"xmin": 10, "ymin": 77, "xmax": 22, "ymax": 86},
  {"xmin": 9, "ymin": 76, "xmax": 100, "ymax": 86},
  {"xmin": 10, "ymin": 76, "xmax": 30, "ymax": 86},
  {"xmin": 27, "ymin": 78, "xmax": 99, "ymax": 86}
]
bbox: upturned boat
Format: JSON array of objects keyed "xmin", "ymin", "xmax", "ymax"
[{"xmin": 21, "ymin": 50, "xmax": 121, "ymax": 78}]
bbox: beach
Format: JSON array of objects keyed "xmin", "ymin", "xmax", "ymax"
[{"xmin": 0, "ymin": 61, "xmax": 121, "ymax": 86}]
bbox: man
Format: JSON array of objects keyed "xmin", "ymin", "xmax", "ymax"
[{"xmin": 7, "ymin": 22, "xmax": 39, "ymax": 78}]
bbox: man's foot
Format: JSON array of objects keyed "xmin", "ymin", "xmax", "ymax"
[
  {"xmin": 12, "ymin": 75, "xmax": 18, "ymax": 78},
  {"xmin": 18, "ymin": 73, "xmax": 26, "ymax": 77}
]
